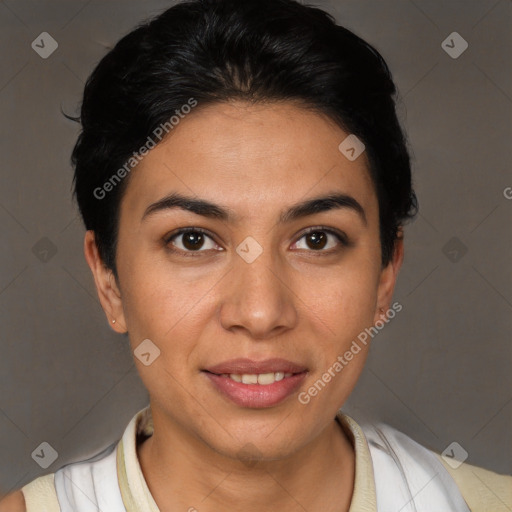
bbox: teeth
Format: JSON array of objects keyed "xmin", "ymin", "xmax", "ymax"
[
  {"xmin": 241, "ymin": 374, "xmax": 258, "ymax": 384},
  {"xmin": 257, "ymin": 372, "xmax": 275, "ymax": 385},
  {"xmin": 226, "ymin": 372, "xmax": 294, "ymax": 385}
]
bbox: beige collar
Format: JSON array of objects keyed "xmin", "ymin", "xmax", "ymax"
[{"xmin": 117, "ymin": 406, "xmax": 377, "ymax": 512}]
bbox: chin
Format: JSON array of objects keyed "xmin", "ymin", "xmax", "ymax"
[{"xmin": 198, "ymin": 415, "xmax": 309, "ymax": 462}]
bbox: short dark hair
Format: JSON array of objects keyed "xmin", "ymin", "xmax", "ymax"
[{"xmin": 71, "ymin": 0, "xmax": 417, "ymax": 274}]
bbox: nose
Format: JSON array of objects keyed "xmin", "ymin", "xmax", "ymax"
[{"xmin": 219, "ymin": 243, "xmax": 298, "ymax": 340}]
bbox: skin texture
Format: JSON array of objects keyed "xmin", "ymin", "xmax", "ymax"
[
  {"xmin": 84, "ymin": 101, "xmax": 404, "ymax": 512},
  {"xmin": 0, "ymin": 491, "xmax": 25, "ymax": 512}
]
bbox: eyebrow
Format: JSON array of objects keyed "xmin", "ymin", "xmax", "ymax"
[{"xmin": 142, "ymin": 191, "xmax": 367, "ymax": 225}]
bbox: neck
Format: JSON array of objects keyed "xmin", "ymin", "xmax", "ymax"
[{"xmin": 137, "ymin": 408, "xmax": 355, "ymax": 512}]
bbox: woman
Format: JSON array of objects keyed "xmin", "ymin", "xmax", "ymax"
[{"xmin": 2, "ymin": 0, "xmax": 510, "ymax": 510}]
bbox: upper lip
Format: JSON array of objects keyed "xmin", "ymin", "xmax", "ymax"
[{"xmin": 204, "ymin": 358, "xmax": 308, "ymax": 375}]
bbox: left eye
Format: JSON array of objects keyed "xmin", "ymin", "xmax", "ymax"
[{"xmin": 292, "ymin": 228, "xmax": 347, "ymax": 252}]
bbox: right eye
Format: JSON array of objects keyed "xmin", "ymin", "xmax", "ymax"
[{"xmin": 164, "ymin": 228, "xmax": 223, "ymax": 256}]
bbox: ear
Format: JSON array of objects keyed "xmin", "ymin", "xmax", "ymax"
[
  {"xmin": 374, "ymin": 234, "xmax": 404, "ymax": 324},
  {"xmin": 83, "ymin": 230, "xmax": 127, "ymax": 333}
]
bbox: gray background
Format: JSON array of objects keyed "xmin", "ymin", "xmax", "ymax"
[{"xmin": 1, "ymin": 0, "xmax": 511, "ymax": 497}]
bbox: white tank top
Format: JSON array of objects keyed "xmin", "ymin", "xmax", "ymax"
[
  {"xmin": 44, "ymin": 408, "xmax": 471, "ymax": 511},
  {"xmin": 362, "ymin": 421, "xmax": 471, "ymax": 511},
  {"xmin": 54, "ymin": 443, "xmax": 126, "ymax": 512}
]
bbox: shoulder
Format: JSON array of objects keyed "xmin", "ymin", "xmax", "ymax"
[
  {"xmin": 4, "ymin": 473, "xmax": 61, "ymax": 512},
  {"xmin": 0, "ymin": 490, "xmax": 26, "ymax": 512},
  {"xmin": 7, "ymin": 443, "xmax": 119, "ymax": 512},
  {"xmin": 352, "ymin": 416, "xmax": 511, "ymax": 511},
  {"xmin": 435, "ymin": 452, "xmax": 512, "ymax": 512}
]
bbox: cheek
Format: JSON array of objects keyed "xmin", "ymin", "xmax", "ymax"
[
  {"xmin": 118, "ymin": 250, "xmax": 219, "ymax": 351},
  {"xmin": 331, "ymin": 271, "xmax": 378, "ymax": 332},
  {"xmin": 296, "ymin": 257, "xmax": 380, "ymax": 335},
  {"xmin": 118, "ymin": 259, "xmax": 214, "ymax": 403},
  {"xmin": 295, "ymin": 267, "xmax": 379, "ymax": 409},
  {"xmin": 292, "ymin": 254, "xmax": 380, "ymax": 390}
]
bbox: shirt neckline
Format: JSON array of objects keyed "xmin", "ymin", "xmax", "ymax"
[{"xmin": 117, "ymin": 406, "xmax": 377, "ymax": 512}]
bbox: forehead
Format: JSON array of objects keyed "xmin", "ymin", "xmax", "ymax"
[{"xmin": 120, "ymin": 101, "xmax": 377, "ymax": 224}]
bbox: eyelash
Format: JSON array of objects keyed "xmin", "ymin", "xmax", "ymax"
[{"xmin": 164, "ymin": 226, "xmax": 350, "ymax": 258}]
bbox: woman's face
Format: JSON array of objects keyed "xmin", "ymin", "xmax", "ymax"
[{"xmin": 89, "ymin": 101, "xmax": 402, "ymax": 461}]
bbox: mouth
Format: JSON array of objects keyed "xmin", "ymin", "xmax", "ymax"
[
  {"xmin": 202, "ymin": 358, "xmax": 308, "ymax": 408},
  {"xmin": 209, "ymin": 371, "xmax": 295, "ymax": 385}
]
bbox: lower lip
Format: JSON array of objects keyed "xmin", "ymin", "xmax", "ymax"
[{"xmin": 203, "ymin": 371, "xmax": 307, "ymax": 408}]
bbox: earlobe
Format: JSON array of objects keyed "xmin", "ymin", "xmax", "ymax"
[{"xmin": 83, "ymin": 231, "xmax": 127, "ymax": 333}]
